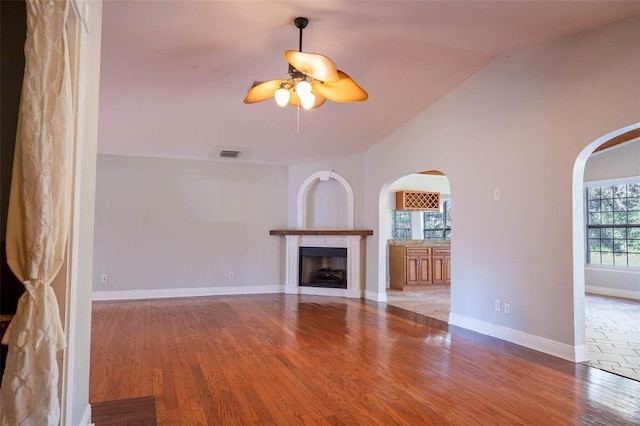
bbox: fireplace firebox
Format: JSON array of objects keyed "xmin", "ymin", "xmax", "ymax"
[{"xmin": 299, "ymin": 247, "xmax": 347, "ymax": 289}]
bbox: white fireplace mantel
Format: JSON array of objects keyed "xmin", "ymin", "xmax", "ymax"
[{"xmin": 270, "ymin": 230, "xmax": 373, "ymax": 298}]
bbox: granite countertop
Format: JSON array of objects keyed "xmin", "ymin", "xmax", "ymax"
[{"xmin": 388, "ymin": 239, "xmax": 451, "ymax": 247}]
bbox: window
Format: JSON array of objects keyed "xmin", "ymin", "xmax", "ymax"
[
  {"xmin": 392, "ymin": 210, "xmax": 411, "ymax": 239},
  {"xmin": 586, "ymin": 181, "xmax": 640, "ymax": 268},
  {"xmin": 423, "ymin": 200, "xmax": 452, "ymax": 240}
]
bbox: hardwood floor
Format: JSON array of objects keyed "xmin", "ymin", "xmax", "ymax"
[
  {"xmin": 90, "ymin": 294, "xmax": 640, "ymax": 425},
  {"xmin": 92, "ymin": 396, "xmax": 157, "ymax": 425}
]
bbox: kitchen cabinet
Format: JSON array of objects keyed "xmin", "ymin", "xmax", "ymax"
[
  {"xmin": 395, "ymin": 190, "xmax": 440, "ymax": 211},
  {"xmin": 431, "ymin": 247, "xmax": 451, "ymax": 285},
  {"xmin": 389, "ymin": 245, "xmax": 451, "ymax": 290},
  {"xmin": 405, "ymin": 247, "xmax": 431, "ymax": 286}
]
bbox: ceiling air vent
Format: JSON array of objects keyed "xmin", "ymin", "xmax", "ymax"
[{"xmin": 219, "ymin": 150, "xmax": 241, "ymax": 159}]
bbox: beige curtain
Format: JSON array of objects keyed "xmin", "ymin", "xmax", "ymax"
[{"xmin": 0, "ymin": 0, "xmax": 72, "ymax": 424}]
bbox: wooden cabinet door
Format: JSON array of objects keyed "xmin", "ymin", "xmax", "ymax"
[
  {"xmin": 407, "ymin": 255, "xmax": 431, "ymax": 285},
  {"xmin": 417, "ymin": 256, "xmax": 431, "ymax": 284},
  {"xmin": 406, "ymin": 256, "xmax": 420, "ymax": 285},
  {"xmin": 432, "ymin": 248, "xmax": 451, "ymax": 285},
  {"xmin": 432, "ymin": 256, "xmax": 446, "ymax": 284},
  {"xmin": 443, "ymin": 256, "xmax": 451, "ymax": 284}
]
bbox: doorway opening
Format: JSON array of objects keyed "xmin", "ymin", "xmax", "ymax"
[
  {"xmin": 573, "ymin": 124, "xmax": 640, "ymax": 381},
  {"xmin": 382, "ymin": 170, "xmax": 452, "ymax": 322}
]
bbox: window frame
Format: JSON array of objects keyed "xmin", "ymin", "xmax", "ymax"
[
  {"xmin": 423, "ymin": 199, "xmax": 452, "ymax": 240},
  {"xmin": 391, "ymin": 210, "xmax": 412, "ymax": 240},
  {"xmin": 585, "ymin": 177, "xmax": 640, "ymax": 270}
]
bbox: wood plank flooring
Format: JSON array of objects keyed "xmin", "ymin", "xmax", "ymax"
[
  {"xmin": 91, "ymin": 396, "xmax": 157, "ymax": 425},
  {"xmin": 90, "ymin": 294, "xmax": 640, "ymax": 425}
]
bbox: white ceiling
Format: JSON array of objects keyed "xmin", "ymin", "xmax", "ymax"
[{"xmin": 97, "ymin": 1, "xmax": 640, "ymax": 165}]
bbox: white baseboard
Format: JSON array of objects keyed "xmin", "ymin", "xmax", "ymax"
[
  {"xmin": 92, "ymin": 285, "xmax": 284, "ymax": 301},
  {"xmin": 586, "ymin": 285, "xmax": 640, "ymax": 301},
  {"xmin": 449, "ymin": 313, "xmax": 583, "ymax": 362},
  {"xmin": 365, "ymin": 290, "xmax": 387, "ymax": 302},
  {"xmin": 574, "ymin": 344, "xmax": 590, "ymax": 363},
  {"xmin": 80, "ymin": 403, "xmax": 91, "ymax": 425}
]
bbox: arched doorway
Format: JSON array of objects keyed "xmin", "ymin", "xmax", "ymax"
[
  {"xmin": 573, "ymin": 123, "xmax": 640, "ymax": 380},
  {"xmin": 380, "ymin": 170, "xmax": 453, "ymax": 321}
]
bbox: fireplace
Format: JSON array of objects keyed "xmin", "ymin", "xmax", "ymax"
[
  {"xmin": 269, "ymin": 170, "xmax": 373, "ymax": 298},
  {"xmin": 268, "ymin": 231, "xmax": 371, "ymax": 298},
  {"xmin": 299, "ymin": 247, "xmax": 347, "ymax": 289}
]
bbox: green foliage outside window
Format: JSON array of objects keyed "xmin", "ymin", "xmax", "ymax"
[
  {"xmin": 392, "ymin": 210, "xmax": 411, "ymax": 239},
  {"xmin": 586, "ymin": 182, "xmax": 640, "ymax": 267}
]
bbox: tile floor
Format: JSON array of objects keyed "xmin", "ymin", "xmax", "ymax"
[
  {"xmin": 386, "ymin": 287, "xmax": 451, "ymax": 322},
  {"xmin": 586, "ymin": 294, "xmax": 640, "ymax": 381},
  {"xmin": 386, "ymin": 288, "xmax": 640, "ymax": 382}
]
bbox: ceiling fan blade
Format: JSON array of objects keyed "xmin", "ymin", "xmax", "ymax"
[
  {"xmin": 284, "ymin": 50, "xmax": 340, "ymax": 83},
  {"xmin": 311, "ymin": 71, "xmax": 368, "ymax": 102},
  {"xmin": 243, "ymin": 79, "xmax": 288, "ymax": 104},
  {"xmin": 287, "ymin": 88, "xmax": 327, "ymax": 109}
]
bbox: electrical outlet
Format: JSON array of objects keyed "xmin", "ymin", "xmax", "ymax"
[
  {"xmin": 101, "ymin": 274, "xmax": 108, "ymax": 283},
  {"xmin": 228, "ymin": 271, "xmax": 235, "ymax": 279},
  {"xmin": 504, "ymin": 302, "xmax": 511, "ymax": 314},
  {"xmin": 494, "ymin": 188, "xmax": 501, "ymax": 201},
  {"xmin": 494, "ymin": 299, "xmax": 501, "ymax": 312}
]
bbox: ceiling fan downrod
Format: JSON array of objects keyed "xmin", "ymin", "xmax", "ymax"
[{"xmin": 294, "ymin": 17, "xmax": 308, "ymax": 52}]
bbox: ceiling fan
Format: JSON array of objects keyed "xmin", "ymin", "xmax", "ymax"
[{"xmin": 243, "ymin": 17, "xmax": 368, "ymax": 110}]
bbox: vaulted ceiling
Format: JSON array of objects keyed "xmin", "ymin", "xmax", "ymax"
[{"xmin": 97, "ymin": 1, "xmax": 640, "ymax": 165}]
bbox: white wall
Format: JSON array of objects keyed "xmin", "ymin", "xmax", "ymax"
[
  {"xmin": 584, "ymin": 138, "xmax": 640, "ymax": 300},
  {"xmin": 358, "ymin": 17, "xmax": 639, "ymax": 357},
  {"xmin": 92, "ymin": 155, "xmax": 288, "ymax": 297},
  {"xmin": 306, "ymin": 178, "xmax": 348, "ymax": 229}
]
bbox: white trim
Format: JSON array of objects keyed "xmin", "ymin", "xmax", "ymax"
[
  {"xmin": 366, "ymin": 290, "xmax": 387, "ymax": 303},
  {"xmin": 282, "ymin": 234, "xmax": 365, "ymax": 299},
  {"xmin": 61, "ymin": 7, "xmax": 87, "ymax": 424},
  {"xmin": 294, "ymin": 286, "xmax": 362, "ymax": 299},
  {"xmin": 79, "ymin": 404, "xmax": 92, "ymax": 425},
  {"xmin": 585, "ymin": 264, "xmax": 640, "ymax": 273},
  {"xmin": 69, "ymin": 0, "xmax": 89, "ymax": 33},
  {"xmin": 92, "ymin": 285, "xmax": 284, "ymax": 301},
  {"xmin": 586, "ymin": 285, "xmax": 640, "ymax": 301},
  {"xmin": 448, "ymin": 313, "xmax": 586, "ymax": 362},
  {"xmin": 572, "ymin": 122, "xmax": 640, "ymax": 368},
  {"xmin": 574, "ymin": 345, "xmax": 590, "ymax": 364}
]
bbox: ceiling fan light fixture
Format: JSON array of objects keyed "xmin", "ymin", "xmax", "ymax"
[
  {"xmin": 300, "ymin": 91, "xmax": 316, "ymax": 110},
  {"xmin": 244, "ymin": 17, "xmax": 367, "ymax": 110},
  {"xmin": 296, "ymin": 80, "xmax": 312, "ymax": 96},
  {"xmin": 275, "ymin": 86, "xmax": 290, "ymax": 107}
]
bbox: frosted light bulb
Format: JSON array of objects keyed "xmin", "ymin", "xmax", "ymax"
[
  {"xmin": 296, "ymin": 80, "xmax": 312, "ymax": 96},
  {"xmin": 275, "ymin": 87, "xmax": 290, "ymax": 107},
  {"xmin": 301, "ymin": 92, "xmax": 316, "ymax": 110}
]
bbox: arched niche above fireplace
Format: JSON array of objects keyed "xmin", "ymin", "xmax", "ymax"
[{"xmin": 296, "ymin": 170, "xmax": 354, "ymax": 230}]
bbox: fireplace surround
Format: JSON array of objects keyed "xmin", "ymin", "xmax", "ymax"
[{"xmin": 270, "ymin": 170, "xmax": 373, "ymax": 298}]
